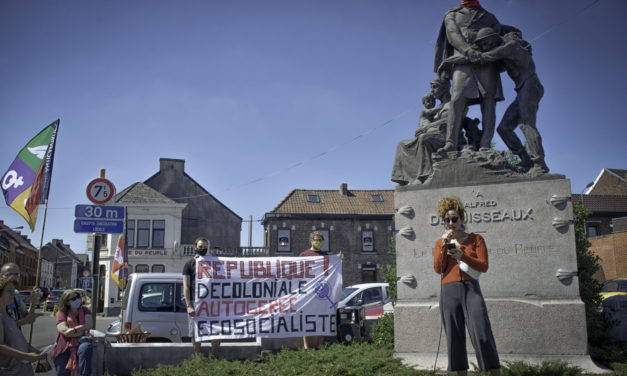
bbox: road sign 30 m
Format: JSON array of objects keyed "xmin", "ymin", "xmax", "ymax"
[{"xmin": 75, "ymin": 204, "xmax": 125, "ymax": 220}]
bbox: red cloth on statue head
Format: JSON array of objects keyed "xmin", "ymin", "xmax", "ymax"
[{"xmin": 461, "ymin": 0, "xmax": 481, "ymax": 7}]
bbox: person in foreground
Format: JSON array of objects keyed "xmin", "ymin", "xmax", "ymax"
[
  {"xmin": 183, "ymin": 237, "xmax": 221, "ymax": 357},
  {"xmin": 433, "ymin": 196, "xmax": 500, "ymax": 375},
  {"xmin": 50, "ymin": 289, "xmax": 93, "ymax": 376},
  {"xmin": 0, "ymin": 275, "xmax": 47, "ymax": 375}
]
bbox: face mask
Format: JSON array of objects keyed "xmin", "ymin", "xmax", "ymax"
[
  {"xmin": 195, "ymin": 248, "xmax": 208, "ymax": 256},
  {"xmin": 70, "ymin": 299, "xmax": 82, "ymax": 309},
  {"xmin": 312, "ymin": 241, "xmax": 323, "ymax": 249}
]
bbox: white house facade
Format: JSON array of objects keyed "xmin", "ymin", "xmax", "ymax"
[{"xmin": 98, "ymin": 182, "xmax": 187, "ymax": 315}]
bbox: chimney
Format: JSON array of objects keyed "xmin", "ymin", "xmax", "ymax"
[
  {"xmin": 160, "ymin": 158, "xmax": 185, "ymax": 173},
  {"xmin": 340, "ymin": 183, "xmax": 348, "ymax": 196}
]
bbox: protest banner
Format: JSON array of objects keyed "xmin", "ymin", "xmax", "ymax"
[{"xmin": 194, "ymin": 255, "xmax": 342, "ymax": 341}]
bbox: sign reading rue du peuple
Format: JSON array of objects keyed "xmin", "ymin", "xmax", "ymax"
[{"xmin": 131, "ymin": 249, "xmax": 169, "ymax": 256}]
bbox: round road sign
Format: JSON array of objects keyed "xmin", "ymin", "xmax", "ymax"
[{"xmin": 86, "ymin": 178, "xmax": 115, "ymax": 204}]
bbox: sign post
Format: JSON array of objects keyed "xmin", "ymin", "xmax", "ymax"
[{"xmin": 75, "ymin": 169, "xmax": 123, "ymax": 330}]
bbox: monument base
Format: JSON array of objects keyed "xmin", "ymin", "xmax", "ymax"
[
  {"xmin": 393, "ymin": 177, "xmax": 602, "ymax": 373},
  {"xmin": 394, "ymin": 298, "xmax": 606, "ymax": 373},
  {"xmin": 395, "ymin": 353, "xmax": 608, "ymax": 374}
]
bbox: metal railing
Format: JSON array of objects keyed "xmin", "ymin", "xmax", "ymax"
[{"xmin": 181, "ymin": 245, "xmax": 269, "ymax": 257}]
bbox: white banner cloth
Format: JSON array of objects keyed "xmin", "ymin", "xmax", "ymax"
[{"xmin": 194, "ymin": 255, "xmax": 342, "ymax": 340}]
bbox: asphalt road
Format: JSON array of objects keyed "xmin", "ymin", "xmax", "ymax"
[{"xmin": 19, "ymin": 308, "xmax": 118, "ymax": 375}]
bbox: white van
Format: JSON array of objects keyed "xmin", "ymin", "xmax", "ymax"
[{"xmin": 107, "ymin": 273, "xmax": 188, "ymax": 342}]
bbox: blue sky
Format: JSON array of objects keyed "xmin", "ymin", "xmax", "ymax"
[{"xmin": 1, "ymin": 0, "xmax": 625, "ymax": 255}]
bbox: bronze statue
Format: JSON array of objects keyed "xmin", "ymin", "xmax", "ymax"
[
  {"xmin": 474, "ymin": 28, "xmax": 549, "ymax": 174},
  {"xmin": 434, "ymin": 2, "xmax": 504, "ymax": 152}
]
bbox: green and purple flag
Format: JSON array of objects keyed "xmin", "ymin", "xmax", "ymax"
[{"xmin": 1, "ymin": 120, "xmax": 59, "ymax": 231}]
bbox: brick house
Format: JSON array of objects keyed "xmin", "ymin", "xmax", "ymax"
[
  {"xmin": 587, "ymin": 168, "xmax": 626, "ymax": 195},
  {"xmin": 262, "ymin": 183, "xmax": 394, "ymax": 286},
  {"xmin": 573, "ymin": 168, "xmax": 627, "ymax": 282},
  {"xmin": 0, "ymin": 220, "xmax": 38, "ymax": 287},
  {"xmin": 41, "ymin": 239, "xmax": 84, "ymax": 289}
]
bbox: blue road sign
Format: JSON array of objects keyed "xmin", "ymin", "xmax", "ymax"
[
  {"xmin": 74, "ymin": 219, "xmax": 124, "ymax": 234},
  {"xmin": 74, "ymin": 204, "xmax": 125, "ymax": 234},
  {"xmin": 75, "ymin": 205, "xmax": 125, "ymax": 220}
]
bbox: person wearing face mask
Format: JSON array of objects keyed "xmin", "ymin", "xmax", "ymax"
[
  {"xmin": 50, "ymin": 289, "xmax": 93, "ymax": 376},
  {"xmin": 183, "ymin": 237, "xmax": 221, "ymax": 357},
  {"xmin": 299, "ymin": 231, "xmax": 344, "ymax": 349},
  {"xmin": 433, "ymin": 196, "xmax": 500, "ymax": 376}
]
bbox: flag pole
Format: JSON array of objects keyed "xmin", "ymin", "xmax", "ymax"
[{"xmin": 28, "ymin": 198, "xmax": 49, "ymax": 345}]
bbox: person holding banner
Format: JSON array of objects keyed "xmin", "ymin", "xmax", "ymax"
[
  {"xmin": 183, "ymin": 237, "xmax": 221, "ymax": 357},
  {"xmin": 0, "ymin": 276, "xmax": 48, "ymax": 376},
  {"xmin": 299, "ymin": 231, "xmax": 342, "ymax": 350},
  {"xmin": 1, "ymin": 263, "xmax": 40, "ymax": 328},
  {"xmin": 433, "ymin": 196, "xmax": 500, "ymax": 376}
]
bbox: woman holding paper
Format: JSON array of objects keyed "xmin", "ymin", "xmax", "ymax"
[
  {"xmin": 433, "ymin": 196, "xmax": 500, "ymax": 376},
  {"xmin": 0, "ymin": 275, "xmax": 47, "ymax": 375},
  {"xmin": 50, "ymin": 289, "xmax": 93, "ymax": 376}
]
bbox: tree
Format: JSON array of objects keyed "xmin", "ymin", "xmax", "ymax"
[{"xmin": 572, "ymin": 202, "xmax": 607, "ymax": 343}]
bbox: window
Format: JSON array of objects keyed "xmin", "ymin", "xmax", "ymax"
[
  {"xmin": 152, "ymin": 220, "xmax": 165, "ymax": 248},
  {"xmin": 361, "ymin": 267, "xmax": 376, "ymax": 283},
  {"xmin": 137, "ymin": 220, "xmax": 150, "ymax": 248},
  {"xmin": 278, "ymin": 229, "xmax": 290, "ymax": 252},
  {"xmin": 135, "ymin": 264, "xmax": 149, "ymax": 273},
  {"xmin": 127, "ymin": 265, "xmax": 133, "ymax": 274},
  {"xmin": 362, "ymin": 231, "xmax": 374, "ymax": 252},
  {"xmin": 587, "ymin": 225, "xmax": 599, "ymax": 237},
  {"xmin": 307, "ymin": 194, "xmax": 320, "ymax": 203},
  {"xmin": 138, "ymin": 283, "xmax": 174, "ymax": 312},
  {"xmin": 151, "ymin": 264, "xmax": 165, "ymax": 273},
  {"xmin": 126, "ymin": 220, "xmax": 135, "ymax": 248},
  {"xmin": 370, "ymin": 194, "xmax": 384, "ymax": 202}
]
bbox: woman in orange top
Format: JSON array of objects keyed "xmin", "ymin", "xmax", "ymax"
[{"xmin": 433, "ymin": 196, "xmax": 500, "ymax": 376}]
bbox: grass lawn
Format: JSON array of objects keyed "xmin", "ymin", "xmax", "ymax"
[{"xmin": 127, "ymin": 342, "xmax": 621, "ymax": 376}]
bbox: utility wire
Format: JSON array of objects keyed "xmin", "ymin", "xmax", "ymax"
[{"xmin": 528, "ymin": 0, "xmax": 601, "ymax": 43}]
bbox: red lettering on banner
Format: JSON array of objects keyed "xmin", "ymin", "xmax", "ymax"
[
  {"xmin": 196, "ymin": 301, "xmax": 209, "ymax": 317},
  {"xmin": 222, "ymin": 300, "xmax": 232, "ymax": 315},
  {"xmin": 257, "ymin": 300, "xmax": 268, "ymax": 314},
  {"xmin": 324, "ymin": 257, "xmax": 329, "ymax": 276},
  {"xmin": 234, "ymin": 301, "xmax": 246, "ymax": 315},
  {"xmin": 268, "ymin": 299, "xmax": 278, "ymax": 314},
  {"xmin": 290, "ymin": 296, "xmax": 297, "ymax": 312},
  {"xmin": 213, "ymin": 261, "xmax": 224, "ymax": 279},
  {"xmin": 226, "ymin": 261, "xmax": 238, "ymax": 278},
  {"xmin": 253, "ymin": 261, "xmax": 266, "ymax": 278},
  {"xmin": 305, "ymin": 260, "xmax": 315, "ymax": 278},
  {"xmin": 266, "ymin": 261, "xmax": 276, "ymax": 278},
  {"xmin": 197, "ymin": 261, "xmax": 211, "ymax": 279},
  {"xmin": 240, "ymin": 261, "xmax": 253, "ymax": 279}
]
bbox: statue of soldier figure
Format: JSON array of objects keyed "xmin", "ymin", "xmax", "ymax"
[{"xmin": 434, "ymin": 0, "xmax": 504, "ymax": 152}]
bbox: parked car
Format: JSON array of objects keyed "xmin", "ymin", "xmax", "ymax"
[
  {"xmin": 106, "ymin": 273, "xmax": 188, "ymax": 342},
  {"xmin": 338, "ymin": 283, "xmax": 389, "ymax": 318},
  {"xmin": 43, "ymin": 289, "xmax": 65, "ymax": 311},
  {"xmin": 18, "ymin": 290, "xmax": 39, "ymax": 307},
  {"xmin": 600, "ymin": 278, "xmax": 627, "ymax": 300}
]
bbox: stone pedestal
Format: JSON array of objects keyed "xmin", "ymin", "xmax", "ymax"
[{"xmin": 393, "ymin": 177, "xmax": 605, "ymax": 373}]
